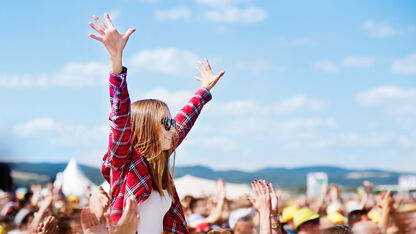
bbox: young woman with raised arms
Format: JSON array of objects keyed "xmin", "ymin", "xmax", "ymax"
[{"xmin": 88, "ymin": 13, "xmax": 225, "ymax": 234}]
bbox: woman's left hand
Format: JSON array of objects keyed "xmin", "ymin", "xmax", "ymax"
[{"xmin": 194, "ymin": 58, "xmax": 225, "ymax": 91}]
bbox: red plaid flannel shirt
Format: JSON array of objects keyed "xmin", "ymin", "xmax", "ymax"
[{"xmin": 101, "ymin": 67, "xmax": 212, "ymax": 233}]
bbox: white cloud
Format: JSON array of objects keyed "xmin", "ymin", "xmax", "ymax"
[
  {"xmin": 391, "ymin": 53, "xmax": 416, "ymax": 75},
  {"xmin": 362, "ymin": 20, "xmax": 399, "ymax": 38},
  {"xmin": 154, "ymin": 7, "xmax": 191, "ymax": 21},
  {"xmin": 356, "ymin": 86, "xmax": 416, "ymax": 129},
  {"xmin": 14, "ymin": 118, "xmax": 107, "ymax": 147},
  {"xmin": 356, "ymin": 86, "xmax": 416, "ymax": 106},
  {"xmin": 130, "ymin": 47, "xmax": 199, "ymax": 77},
  {"xmin": 14, "ymin": 118, "xmax": 56, "ymax": 136},
  {"xmin": 274, "ymin": 95, "xmax": 327, "ymax": 114},
  {"xmin": 0, "ymin": 62, "xmax": 108, "ymax": 88},
  {"xmin": 313, "ymin": 60, "xmax": 338, "ymax": 73},
  {"xmin": 342, "ymin": 56, "xmax": 375, "ymax": 68},
  {"xmin": 52, "ymin": 62, "xmax": 108, "ymax": 86},
  {"xmin": 203, "ymin": 6, "xmax": 266, "ymax": 24}
]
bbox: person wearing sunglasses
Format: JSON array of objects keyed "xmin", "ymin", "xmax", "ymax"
[{"xmin": 88, "ymin": 13, "xmax": 225, "ymax": 234}]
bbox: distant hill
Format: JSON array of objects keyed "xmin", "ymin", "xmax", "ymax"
[
  {"xmin": 1, "ymin": 162, "xmax": 104, "ymax": 186},
  {"xmin": 1, "ymin": 162, "xmax": 414, "ymax": 188}
]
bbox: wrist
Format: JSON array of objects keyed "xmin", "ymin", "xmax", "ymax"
[
  {"xmin": 109, "ymin": 55, "xmax": 123, "ymax": 74},
  {"xmin": 260, "ymin": 209, "xmax": 271, "ymax": 218}
]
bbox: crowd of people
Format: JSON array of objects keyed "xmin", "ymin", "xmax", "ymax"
[{"xmin": 0, "ymin": 178, "xmax": 415, "ymax": 233}]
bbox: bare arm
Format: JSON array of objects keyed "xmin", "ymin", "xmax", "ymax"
[
  {"xmin": 169, "ymin": 59, "xmax": 225, "ymax": 154},
  {"xmin": 250, "ymin": 180, "xmax": 272, "ymax": 234},
  {"xmin": 89, "ymin": 13, "xmax": 136, "ymax": 169}
]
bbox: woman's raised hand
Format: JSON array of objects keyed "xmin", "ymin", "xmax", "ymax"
[
  {"xmin": 89, "ymin": 13, "xmax": 135, "ymax": 74},
  {"xmin": 194, "ymin": 58, "xmax": 225, "ymax": 91},
  {"xmin": 89, "ymin": 13, "xmax": 135, "ymax": 57}
]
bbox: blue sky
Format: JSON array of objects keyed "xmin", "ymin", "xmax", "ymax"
[{"xmin": 0, "ymin": 0, "xmax": 415, "ymax": 172}]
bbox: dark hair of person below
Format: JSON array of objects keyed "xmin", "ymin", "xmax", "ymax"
[
  {"xmin": 321, "ymin": 225, "xmax": 353, "ymax": 234},
  {"xmin": 347, "ymin": 209, "xmax": 368, "ymax": 227},
  {"xmin": 297, "ymin": 218, "xmax": 320, "ymax": 230},
  {"xmin": 189, "ymin": 197, "xmax": 205, "ymax": 211}
]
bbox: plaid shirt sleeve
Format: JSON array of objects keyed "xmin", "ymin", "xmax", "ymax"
[
  {"xmin": 102, "ymin": 67, "xmax": 133, "ymax": 178},
  {"xmin": 173, "ymin": 88, "xmax": 212, "ymax": 148},
  {"xmin": 163, "ymin": 88, "xmax": 212, "ymax": 233},
  {"xmin": 101, "ymin": 67, "xmax": 152, "ymax": 224}
]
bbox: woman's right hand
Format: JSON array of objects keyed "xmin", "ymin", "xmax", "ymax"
[{"xmin": 89, "ymin": 13, "xmax": 135, "ymax": 74}]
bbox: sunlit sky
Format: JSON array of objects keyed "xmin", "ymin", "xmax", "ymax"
[{"xmin": 0, "ymin": 0, "xmax": 415, "ymax": 172}]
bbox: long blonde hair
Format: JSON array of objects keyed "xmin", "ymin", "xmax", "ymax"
[{"xmin": 131, "ymin": 99, "xmax": 175, "ymax": 198}]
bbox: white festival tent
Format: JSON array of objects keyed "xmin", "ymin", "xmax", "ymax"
[
  {"xmin": 54, "ymin": 159, "xmax": 98, "ymax": 199},
  {"xmin": 174, "ymin": 174, "xmax": 252, "ymax": 200},
  {"xmin": 101, "ymin": 175, "xmax": 252, "ymax": 200}
]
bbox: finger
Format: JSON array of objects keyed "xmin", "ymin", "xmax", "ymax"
[
  {"xmin": 85, "ymin": 208, "xmax": 96, "ymax": 227},
  {"xmin": 124, "ymin": 28, "xmax": 136, "ymax": 39},
  {"xmin": 124, "ymin": 196, "xmax": 133, "ymax": 212},
  {"xmin": 105, "ymin": 13, "xmax": 115, "ymax": 28},
  {"xmin": 263, "ymin": 180, "xmax": 270, "ymax": 194},
  {"xmin": 216, "ymin": 70, "xmax": 225, "ymax": 80},
  {"xmin": 104, "ymin": 212, "xmax": 115, "ymax": 226},
  {"xmin": 259, "ymin": 181, "xmax": 267, "ymax": 194},
  {"xmin": 269, "ymin": 183, "xmax": 278, "ymax": 199},
  {"xmin": 196, "ymin": 66, "xmax": 205, "ymax": 76},
  {"xmin": 251, "ymin": 181, "xmax": 259, "ymax": 197},
  {"xmin": 130, "ymin": 196, "xmax": 139, "ymax": 212},
  {"xmin": 254, "ymin": 181, "xmax": 262, "ymax": 196},
  {"xmin": 89, "ymin": 22, "xmax": 105, "ymax": 35},
  {"xmin": 81, "ymin": 208, "xmax": 89, "ymax": 228},
  {"xmin": 247, "ymin": 196, "xmax": 255, "ymax": 206},
  {"xmin": 89, "ymin": 34, "xmax": 104, "ymax": 43},
  {"xmin": 199, "ymin": 61, "xmax": 208, "ymax": 72},
  {"xmin": 204, "ymin": 58, "xmax": 212, "ymax": 71},
  {"xmin": 381, "ymin": 192, "xmax": 386, "ymax": 200},
  {"xmin": 193, "ymin": 76, "xmax": 202, "ymax": 81},
  {"xmin": 93, "ymin": 15, "xmax": 107, "ymax": 30}
]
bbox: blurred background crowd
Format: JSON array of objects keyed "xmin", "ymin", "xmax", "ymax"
[{"xmin": 1, "ymin": 164, "xmax": 415, "ymax": 234}]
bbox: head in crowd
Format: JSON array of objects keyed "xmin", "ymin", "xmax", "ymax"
[
  {"xmin": 233, "ymin": 220, "xmax": 255, "ymax": 234},
  {"xmin": 131, "ymin": 99, "xmax": 176, "ymax": 198},
  {"xmin": 293, "ymin": 207, "xmax": 320, "ymax": 234},
  {"xmin": 14, "ymin": 208, "xmax": 34, "ymax": 229},
  {"xmin": 281, "ymin": 206, "xmax": 299, "ymax": 233},
  {"xmin": 190, "ymin": 197, "xmax": 210, "ymax": 217},
  {"xmin": 321, "ymin": 225, "xmax": 352, "ymax": 234},
  {"xmin": 351, "ymin": 221, "xmax": 381, "ymax": 234},
  {"xmin": 347, "ymin": 209, "xmax": 370, "ymax": 227}
]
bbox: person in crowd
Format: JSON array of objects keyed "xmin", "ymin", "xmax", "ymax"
[
  {"xmin": 80, "ymin": 196, "xmax": 139, "ymax": 234},
  {"xmin": 320, "ymin": 225, "xmax": 352, "ymax": 234},
  {"xmin": 293, "ymin": 207, "xmax": 320, "ymax": 234},
  {"xmin": 280, "ymin": 206, "xmax": 299, "ymax": 234},
  {"xmin": 351, "ymin": 220, "xmax": 381, "ymax": 234},
  {"xmin": 188, "ymin": 179, "xmax": 227, "ymax": 229},
  {"xmin": 347, "ymin": 209, "xmax": 369, "ymax": 227},
  {"xmin": 249, "ymin": 180, "xmax": 283, "ymax": 234},
  {"xmin": 88, "ymin": 13, "xmax": 225, "ymax": 234},
  {"xmin": 36, "ymin": 216, "xmax": 58, "ymax": 234}
]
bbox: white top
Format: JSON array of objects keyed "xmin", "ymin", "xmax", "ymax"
[{"xmin": 137, "ymin": 189, "xmax": 172, "ymax": 234}]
